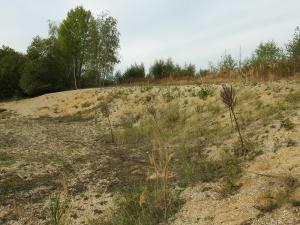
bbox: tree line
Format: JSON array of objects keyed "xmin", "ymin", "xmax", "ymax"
[
  {"xmin": 1, "ymin": 5, "xmax": 300, "ymax": 99},
  {"xmin": 118, "ymin": 26, "xmax": 300, "ymax": 82},
  {"xmin": 0, "ymin": 6, "xmax": 120, "ymax": 99}
]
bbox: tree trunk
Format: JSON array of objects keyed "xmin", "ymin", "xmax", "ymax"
[{"xmin": 73, "ymin": 59, "xmax": 77, "ymax": 90}]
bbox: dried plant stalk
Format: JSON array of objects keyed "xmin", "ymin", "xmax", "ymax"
[{"xmin": 220, "ymin": 84, "xmax": 245, "ymax": 153}]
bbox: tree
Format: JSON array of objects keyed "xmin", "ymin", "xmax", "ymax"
[
  {"xmin": 180, "ymin": 63, "xmax": 196, "ymax": 76},
  {"xmin": 252, "ymin": 41, "xmax": 282, "ymax": 65},
  {"xmin": 87, "ymin": 13, "xmax": 120, "ymax": 86},
  {"xmin": 58, "ymin": 6, "xmax": 93, "ymax": 89},
  {"xmin": 123, "ymin": 63, "xmax": 145, "ymax": 80},
  {"xmin": 0, "ymin": 46, "xmax": 25, "ymax": 99},
  {"xmin": 20, "ymin": 37, "xmax": 64, "ymax": 96},
  {"xmin": 149, "ymin": 58, "xmax": 176, "ymax": 79},
  {"xmin": 287, "ymin": 27, "xmax": 300, "ymax": 59},
  {"xmin": 218, "ymin": 53, "xmax": 237, "ymax": 72}
]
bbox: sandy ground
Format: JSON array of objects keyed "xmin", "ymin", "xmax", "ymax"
[{"xmin": 0, "ymin": 77, "xmax": 299, "ymax": 225}]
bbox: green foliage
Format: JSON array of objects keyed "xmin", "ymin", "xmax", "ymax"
[
  {"xmin": 86, "ymin": 13, "xmax": 120, "ymax": 85},
  {"xmin": 149, "ymin": 59, "xmax": 196, "ymax": 78},
  {"xmin": 196, "ymin": 86, "xmax": 214, "ymax": 100},
  {"xmin": 249, "ymin": 41, "xmax": 283, "ymax": 68},
  {"xmin": 176, "ymin": 147, "xmax": 241, "ymax": 188},
  {"xmin": 280, "ymin": 118, "xmax": 294, "ymax": 130},
  {"xmin": 58, "ymin": 6, "xmax": 120, "ymax": 88},
  {"xmin": 20, "ymin": 37, "xmax": 64, "ymax": 96},
  {"xmin": 105, "ymin": 185, "xmax": 183, "ymax": 225},
  {"xmin": 287, "ymin": 26, "xmax": 300, "ymax": 58},
  {"xmin": 218, "ymin": 53, "xmax": 237, "ymax": 72},
  {"xmin": 48, "ymin": 194, "xmax": 67, "ymax": 225},
  {"xmin": 122, "ymin": 63, "xmax": 145, "ymax": 80},
  {"xmin": 0, "ymin": 46, "xmax": 25, "ymax": 99},
  {"xmin": 178, "ymin": 63, "xmax": 196, "ymax": 76},
  {"xmin": 285, "ymin": 91, "xmax": 300, "ymax": 104},
  {"xmin": 57, "ymin": 6, "xmax": 93, "ymax": 89},
  {"xmin": 149, "ymin": 58, "xmax": 175, "ymax": 79},
  {"xmin": 199, "ymin": 69, "xmax": 211, "ymax": 77}
]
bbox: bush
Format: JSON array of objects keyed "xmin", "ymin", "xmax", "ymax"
[
  {"xmin": 122, "ymin": 63, "xmax": 145, "ymax": 80},
  {"xmin": 0, "ymin": 46, "xmax": 25, "ymax": 99},
  {"xmin": 196, "ymin": 86, "xmax": 214, "ymax": 100}
]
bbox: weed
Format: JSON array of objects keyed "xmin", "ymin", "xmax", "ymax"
[
  {"xmin": 141, "ymin": 86, "xmax": 153, "ymax": 93},
  {"xmin": 120, "ymin": 113, "xmax": 137, "ymax": 128},
  {"xmin": 162, "ymin": 91, "xmax": 174, "ymax": 102},
  {"xmin": 195, "ymin": 104, "xmax": 203, "ymax": 113},
  {"xmin": 143, "ymin": 94, "xmax": 153, "ymax": 103},
  {"xmin": 207, "ymin": 104, "xmax": 222, "ymax": 115},
  {"xmin": 116, "ymin": 126, "xmax": 146, "ymax": 145},
  {"xmin": 285, "ymin": 90, "xmax": 300, "ymax": 104},
  {"xmin": 105, "ymin": 185, "xmax": 183, "ymax": 225},
  {"xmin": 219, "ymin": 152, "xmax": 242, "ymax": 197},
  {"xmin": 0, "ymin": 152, "xmax": 15, "ymax": 165},
  {"xmin": 281, "ymin": 118, "xmax": 294, "ymax": 130},
  {"xmin": 196, "ymin": 86, "xmax": 214, "ymax": 100},
  {"xmin": 100, "ymin": 102, "xmax": 115, "ymax": 144},
  {"xmin": 48, "ymin": 194, "xmax": 67, "ymax": 225},
  {"xmin": 81, "ymin": 101, "xmax": 92, "ymax": 108},
  {"xmin": 162, "ymin": 104, "xmax": 181, "ymax": 127}
]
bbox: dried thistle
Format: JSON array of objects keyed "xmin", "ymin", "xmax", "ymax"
[
  {"xmin": 220, "ymin": 84, "xmax": 246, "ymax": 155},
  {"xmin": 100, "ymin": 103, "xmax": 110, "ymax": 118},
  {"xmin": 220, "ymin": 84, "xmax": 236, "ymax": 109},
  {"xmin": 99, "ymin": 102, "xmax": 115, "ymax": 144}
]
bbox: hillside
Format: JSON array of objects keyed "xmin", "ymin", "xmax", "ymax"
[{"xmin": 0, "ymin": 76, "xmax": 299, "ymax": 225}]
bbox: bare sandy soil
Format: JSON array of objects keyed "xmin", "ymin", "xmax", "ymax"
[{"xmin": 0, "ymin": 77, "xmax": 299, "ymax": 225}]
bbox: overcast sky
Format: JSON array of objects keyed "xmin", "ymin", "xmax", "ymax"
[{"xmin": 1, "ymin": 0, "xmax": 300, "ymax": 72}]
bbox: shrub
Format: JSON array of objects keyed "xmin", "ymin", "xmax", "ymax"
[
  {"xmin": 197, "ymin": 86, "xmax": 214, "ymax": 100},
  {"xmin": 285, "ymin": 91, "xmax": 300, "ymax": 104},
  {"xmin": 122, "ymin": 63, "xmax": 145, "ymax": 80},
  {"xmin": 281, "ymin": 118, "xmax": 294, "ymax": 130}
]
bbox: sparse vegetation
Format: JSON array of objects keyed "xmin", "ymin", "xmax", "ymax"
[{"xmin": 1, "ymin": 4, "xmax": 300, "ymax": 224}]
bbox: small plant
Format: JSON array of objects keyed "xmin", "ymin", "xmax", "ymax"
[
  {"xmin": 162, "ymin": 91, "xmax": 174, "ymax": 102},
  {"xmin": 48, "ymin": 194, "xmax": 67, "ymax": 225},
  {"xmin": 285, "ymin": 90, "xmax": 300, "ymax": 104},
  {"xmin": 100, "ymin": 102, "xmax": 115, "ymax": 144},
  {"xmin": 281, "ymin": 118, "xmax": 294, "ymax": 130},
  {"xmin": 81, "ymin": 101, "xmax": 92, "ymax": 108},
  {"xmin": 196, "ymin": 86, "xmax": 214, "ymax": 100},
  {"xmin": 219, "ymin": 152, "xmax": 242, "ymax": 197},
  {"xmin": 195, "ymin": 104, "xmax": 203, "ymax": 113},
  {"xmin": 220, "ymin": 85, "xmax": 246, "ymax": 156}
]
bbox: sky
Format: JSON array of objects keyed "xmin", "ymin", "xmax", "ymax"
[{"xmin": 1, "ymin": 0, "xmax": 300, "ymax": 72}]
